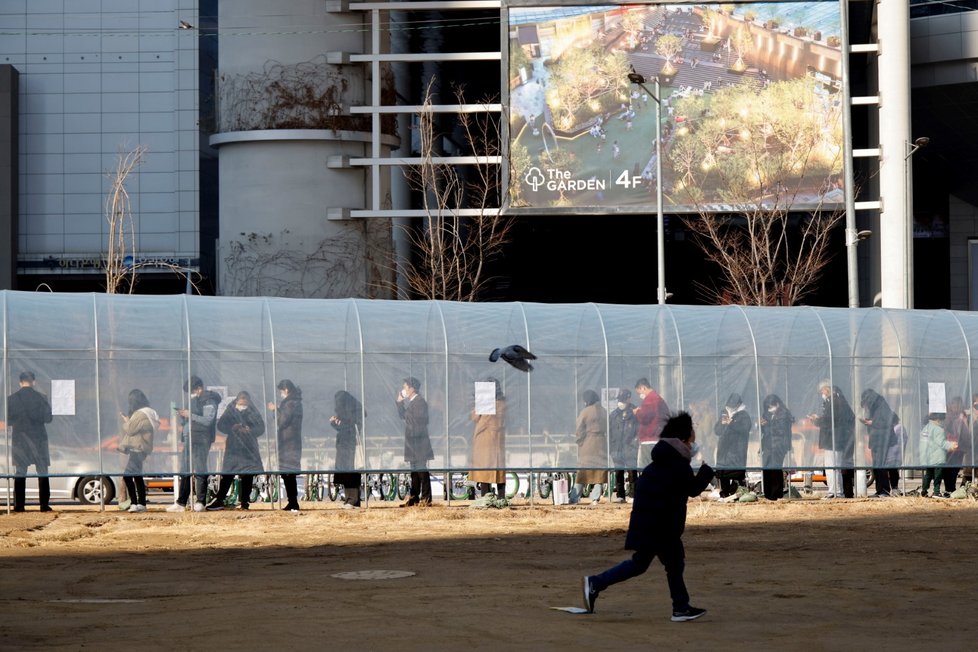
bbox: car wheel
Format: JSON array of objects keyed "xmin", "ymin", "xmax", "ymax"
[{"xmin": 76, "ymin": 476, "xmax": 116, "ymax": 505}]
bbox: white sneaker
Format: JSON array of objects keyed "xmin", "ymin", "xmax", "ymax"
[
  {"xmin": 128, "ymin": 504, "xmax": 146, "ymax": 513},
  {"xmin": 193, "ymin": 502, "xmax": 206, "ymax": 512},
  {"xmin": 118, "ymin": 498, "xmax": 131, "ymax": 512},
  {"xmin": 166, "ymin": 503, "xmax": 186, "ymax": 513},
  {"xmin": 611, "ymin": 496, "xmax": 625, "ymax": 504},
  {"xmin": 341, "ymin": 503, "xmax": 355, "ymax": 510}
]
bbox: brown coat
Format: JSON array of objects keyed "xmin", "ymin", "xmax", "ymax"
[
  {"xmin": 575, "ymin": 403, "xmax": 608, "ymax": 484},
  {"xmin": 469, "ymin": 400, "xmax": 506, "ymax": 483}
]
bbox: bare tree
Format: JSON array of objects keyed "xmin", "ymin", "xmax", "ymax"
[
  {"xmin": 392, "ymin": 80, "xmax": 512, "ymax": 301},
  {"xmin": 104, "ymin": 145, "xmax": 198, "ymax": 294},
  {"xmin": 670, "ymin": 77, "xmax": 844, "ymax": 305}
]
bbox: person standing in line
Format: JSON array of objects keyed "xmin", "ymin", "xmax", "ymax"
[
  {"xmin": 609, "ymin": 389, "xmax": 639, "ymax": 503},
  {"xmin": 713, "ymin": 393, "xmax": 751, "ymax": 498},
  {"xmin": 582, "ymin": 412, "xmax": 714, "ymax": 622},
  {"xmin": 119, "ymin": 389, "xmax": 158, "ymax": 513},
  {"xmin": 859, "ymin": 389, "xmax": 898, "ymax": 497},
  {"xmin": 209, "ymin": 391, "xmax": 265, "ymax": 510},
  {"xmin": 941, "ymin": 396, "xmax": 968, "ymax": 494},
  {"xmin": 7, "ymin": 371, "xmax": 54, "ymax": 512},
  {"xmin": 397, "ymin": 376, "xmax": 433, "ymax": 507},
  {"xmin": 809, "ymin": 381, "xmax": 856, "ymax": 499},
  {"xmin": 634, "ymin": 378, "xmax": 670, "ymax": 456},
  {"xmin": 269, "ymin": 379, "xmax": 303, "ymax": 512},
  {"xmin": 572, "ymin": 389, "xmax": 608, "ymax": 504},
  {"xmin": 469, "ymin": 378, "xmax": 507, "ymax": 499},
  {"xmin": 169, "ymin": 376, "xmax": 220, "ymax": 513},
  {"xmin": 759, "ymin": 394, "xmax": 793, "ymax": 501},
  {"xmin": 919, "ymin": 412, "xmax": 956, "ymax": 497},
  {"xmin": 331, "ymin": 390, "xmax": 364, "ymax": 509}
]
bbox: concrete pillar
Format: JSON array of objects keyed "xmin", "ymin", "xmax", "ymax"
[
  {"xmin": 877, "ymin": 0, "xmax": 913, "ymax": 309},
  {"xmin": 213, "ymin": 0, "xmax": 392, "ymax": 298}
]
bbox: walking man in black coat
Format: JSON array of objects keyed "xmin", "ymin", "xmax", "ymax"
[
  {"xmin": 582, "ymin": 412, "xmax": 714, "ymax": 621},
  {"xmin": 397, "ymin": 376, "xmax": 433, "ymax": 506},
  {"xmin": 7, "ymin": 371, "xmax": 54, "ymax": 512}
]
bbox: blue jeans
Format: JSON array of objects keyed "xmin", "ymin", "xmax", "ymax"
[{"xmin": 590, "ymin": 539, "xmax": 690, "ymax": 612}]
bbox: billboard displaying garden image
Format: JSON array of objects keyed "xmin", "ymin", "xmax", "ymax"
[{"xmin": 507, "ymin": 2, "xmax": 846, "ymax": 213}]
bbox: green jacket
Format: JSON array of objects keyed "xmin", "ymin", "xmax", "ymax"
[{"xmin": 919, "ymin": 421, "xmax": 952, "ymax": 466}]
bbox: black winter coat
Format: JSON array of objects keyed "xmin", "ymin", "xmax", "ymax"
[
  {"xmin": 7, "ymin": 387, "xmax": 53, "ymax": 468},
  {"xmin": 609, "ymin": 404, "xmax": 639, "ymax": 468},
  {"xmin": 276, "ymin": 392, "xmax": 303, "ymax": 472},
  {"xmin": 624, "ymin": 440, "xmax": 714, "ymax": 550},
  {"xmin": 815, "ymin": 388, "xmax": 855, "ymax": 461},
  {"xmin": 760, "ymin": 407, "xmax": 793, "ymax": 469},
  {"xmin": 860, "ymin": 390, "xmax": 897, "ymax": 466},
  {"xmin": 714, "ymin": 409, "xmax": 751, "ymax": 469},
  {"xmin": 217, "ymin": 405, "xmax": 265, "ymax": 474},
  {"xmin": 332, "ymin": 391, "xmax": 363, "ymax": 470},
  {"xmin": 398, "ymin": 395, "xmax": 434, "ymax": 463}
]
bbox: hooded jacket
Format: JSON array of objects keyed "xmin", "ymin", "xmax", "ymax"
[
  {"xmin": 121, "ymin": 407, "xmax": 159, "ymax": 455},
  {"xmin": 624, "ymin": 439, "xmax": 714, "ymax": 550},
  {"xmin": 859, "ymin": 389, "xmax": 897, "ymax": 465}
]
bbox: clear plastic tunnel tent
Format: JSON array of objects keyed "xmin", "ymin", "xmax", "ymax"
[{"xmin": 1, "ymin": 291, "xmax": 975, "ymax": 494}]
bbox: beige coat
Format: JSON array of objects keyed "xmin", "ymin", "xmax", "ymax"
[
  {"xmin": 469, "ymin": 400, "xmax": 506, "ymax": 483},
  {"xmin": 120, "ymin": 407, "xmax": 158, "ymax": 455},
  {"xmin": 575, "ymin": 403, "xmax": 607, "ymax": 484}
]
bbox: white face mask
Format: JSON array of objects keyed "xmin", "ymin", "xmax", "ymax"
[
  {"xmin": 768, "ymin": 406, "xmax": 777, "ymax": 413},
  {"xmin": 401, "ymin": 388, "xmax": 411, "ymax": 399},
  {"xmin": 279, "ymin": 391, "xmax": 287, "ymax": 400},
  {"xmin": 617, "ymin": 402, "xmax": 626, "ymax": 410},
  {"xmin": 236, "ymin": 404, "xmax": 247, "ymax": 412},
  {"xmin": 637, "ymin": 392, "xmax": 647, "ymax": 401}
]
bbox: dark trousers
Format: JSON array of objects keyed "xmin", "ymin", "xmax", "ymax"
[
  {"xmin": 841, "ymin": 469, "xmax": 855, "ymax": 498},
  {"xmin": 922, "ymin": 468, "xmax": 942, "ymax": 495},
  {"xmin": 123, "ymin": 452, "xmax": 147, "ymax": 506},
  {"xmin": 762, "ymin": 469, "xmax": 784, "ymax": 500},
  {"xmin": 410, "ymin": 471, "xmax": 432, "ymax": 502},
  {"xmin": 14, "ymin": 464, "xmax": 49, "ymax": 510},
  {"xmin": 478, "ymin": 482, "xmax": 506, "ymax": 497},
  {"xmin": 282, "ymin": 474, "xmax": 299, "ymax": 506},
  {"xmin": 941, "ymin": 468, "xmax": 960, "ymax": 493},
  {"xmin": 614, "ymin": 469, "xmax": 637, "ymax": 498},
  {"xmin": 590, "ymin": 539, "xmax": 690, "ymax": 612},
  {"xmin": 176, "ymin": 442, "xmax": 210, "ymax": 506},
  {"xmin": 213, "ymin": 474, "xmax": 254, "ymax": 506},
  {"xmin": 873, "ymin": 467, "xmax": 892, "ymax": 495},
  {"xmin": 888, "ymin": 469, "xmax": 901, "ymax": 493},
  {"xmin": 717, "ymin": 470, "xmax": 746, "ymax": 497}
]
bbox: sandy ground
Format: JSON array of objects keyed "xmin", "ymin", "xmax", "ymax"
[{"xmin": 1, "ymin": 495, "xmax": 976, "ymax": 650}]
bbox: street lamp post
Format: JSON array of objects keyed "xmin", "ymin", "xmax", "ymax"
[
  {"xmin": 904, "ymin": 136, "xmax": 929, "ymax": 308},
  {"xmin": 628, "ymin": 70, "xmax": 666, "ymax": 304}
]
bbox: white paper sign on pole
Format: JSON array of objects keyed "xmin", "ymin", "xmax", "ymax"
[
  {"xmin": 474, "ymin": 381, "xmax": 496, "ymax": 415},
  {"xmin": 51, "ymin": 379, "xmax": 75, "ymax": 416},
  {"xmin": 928, "ymin": 383, "xmax": 947, "ymax": 413}
]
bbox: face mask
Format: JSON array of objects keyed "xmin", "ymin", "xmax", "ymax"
[
  {"xmin": 236, "ymin": 405, "xmax": 247, "ymax": 412},
  {"xmin": 617, "ymin": 402, "xmax": 626, "ymax": 410},
  {"xmin": 279, "ymin": 392, "xmax": 287, "ymax": 400},
  {"xmin": 401, "ymin": 388, "xmax": 410, "ymax": 399},
  {"xmin": 637, "ymin": 392, "xmax": 647, "ymax": 401},
  {"xmin": 768, "ymin": 406, "xmax": 777, "ymax": 413}
]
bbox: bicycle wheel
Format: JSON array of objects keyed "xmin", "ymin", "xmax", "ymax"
[
  {"xmin": 397, "ymin": 474, "xmax": 410, "ymax": 500},
  {"xmin": 450, "ymin": 472, "xmax": 472, "ymax": 500},
  {"xmin": 537, "ymin": 473, "xmax": 553, "ymax": 499},
  {"xmin": 380, "ymin": 473, "xmax": 396, "ymax": 501},
  {"xmin": 505, "ymin": 471, "xmax": 520, "ymax": 500}
]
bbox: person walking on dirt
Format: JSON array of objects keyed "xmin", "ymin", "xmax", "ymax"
[{"xmin": 582, "ymin": 412, "xmax": 714, "ymax": 621}]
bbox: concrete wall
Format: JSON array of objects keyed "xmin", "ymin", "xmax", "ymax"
[
  {"xmin": 214, "ymin": 0, "xmax": 392, "ymax": 299},
  {"xmin": 0, "ymin": 0, "xmax": 200, "ymax": 275},
  {"xmin": 949, "ymin": 194, "xmax": 978, "ymax": 310},
  {"xmin": 911, "ymin": 10, "xmax": 978, "ymax": 87}
]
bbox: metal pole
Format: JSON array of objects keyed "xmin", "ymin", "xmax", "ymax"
[
  {"xmin": 655, "ymin": 77, "xmax": 666, "ymax": 305},
  {"xmin": 839, "ymin": 0, "xmax": 859, "ymax": 308}
]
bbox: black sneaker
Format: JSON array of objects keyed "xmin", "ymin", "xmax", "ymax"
[
  {"xmin": 205, "ymin": 501, "xmax": 224, "ymax": 511},
  {"xmin": 582, "ymin": 576, "xmax": 598, "ymax": 613},
  {"xmin": 671, "ymin": 606, "xmax": 707, "ymax": 622}
]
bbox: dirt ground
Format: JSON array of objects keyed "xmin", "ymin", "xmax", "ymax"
[{"xmin": 1, "ymin": 495, "xmax": 976, "ymax": 650}]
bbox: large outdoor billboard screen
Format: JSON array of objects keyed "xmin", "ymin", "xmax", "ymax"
[{"xmin": 506, "ymin": 2, "xmax": 846, "ymax": 214}]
